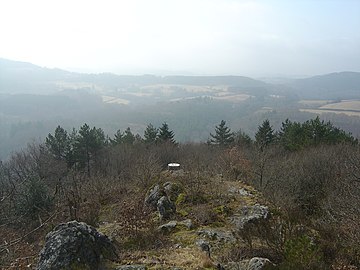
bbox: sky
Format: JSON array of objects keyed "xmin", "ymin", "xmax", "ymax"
[{"xmin": 0, "ymin": 0, "xmax": 359, "ymax": 77}]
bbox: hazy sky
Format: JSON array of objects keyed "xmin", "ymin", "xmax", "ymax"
[{"xmin": 0, "ymin": 0, "xmax": 359, "ymax": 76}]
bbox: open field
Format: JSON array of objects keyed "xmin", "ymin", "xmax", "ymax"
[
  {"xmin": 299, "ymin": 99, "xmax": 360, "ymax": 117},
  {"xmin": 102, "ymin": 95, "xmax": 129, "ymax": 105},
  {"xmin": 300, "ymin": 109, "xmax": 360, "ymax": 117},
  {"xmin": 320, "ymin": 100, "xmax": 360, "ymax": 111},
  {"xmin": 298, "ymin": 99, "xmax": 332, "ymax": 106}
]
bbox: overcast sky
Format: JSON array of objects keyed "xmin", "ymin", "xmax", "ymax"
[{"xmin": 0, "ymin": 0, "xmax": 359, "ymax": 77}]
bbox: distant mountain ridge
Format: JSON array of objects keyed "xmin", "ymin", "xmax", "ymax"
[
  {"xmin": 291, "ymin": 71, "xmax": 360, "ymax": 99},
  {"xmin": 1, "ymin": 58, "xmax": 360, "ymax": 100},
  {"xmin": 0, "ymin": 58, "xmax": 267, "ymax": 94}
]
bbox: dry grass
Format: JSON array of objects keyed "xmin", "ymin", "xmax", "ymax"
[
  {"xmin": 300, "ymin": 99, "xmax": 360, "ymax": 117},
  {"xmin": 102, "ymin": 95, "xmax": 129, "ymax": 105},
  {"xmin": 299, "ymin": 100, "xmax": 331, "ymax": 106},
  {"xmin": 320, "ymin": 100, "xmax": 360, "ymax": 111},
  {"xmin": 300, "ymin": 109, "xmax": 360, "ymax": 117}
]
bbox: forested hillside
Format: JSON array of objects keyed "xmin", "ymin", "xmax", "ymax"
[{"xmin": 1, "ymin": 59, "xmax": 360, "ymax": 161}]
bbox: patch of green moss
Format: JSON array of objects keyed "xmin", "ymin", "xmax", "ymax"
[
  {"xmin": 213, "ymin": 205, "xmax": 232, "ymax": 216},
  {"xmin": 172, "ymin": 230, "xmax": 197, "ymax": 246},
  {"xmin": 176, "ymin": 193, "xmax": 187, "ymax": 206}
]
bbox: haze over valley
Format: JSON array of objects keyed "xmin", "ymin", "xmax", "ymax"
[{"xmin": 1, "ymin": 58, "xmax": 360, "ymax": 160}]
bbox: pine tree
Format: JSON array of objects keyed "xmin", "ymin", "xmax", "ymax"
[
  {"xmin": 45, "ymin": 125, "xmax": 70, "ymax": 160},
  {"xmin": 75, "ymin": 123, "xmax": 105, "ymax": 176},
  {"xmin": 157, "ymin": 122, "xmax": 176, "ymax": 144},
  {"xmin": 122, "ymin": 127, "xmax": 135, "ymax": 144},
  {"xmin": 144, "ymin": 123, "xmax": 158, "ymax": 144},
  {"xmin": 255, "ymin": 119, "xmax": 274, "ymax": 151},
  {"xmin": 210, "ymin": 120, "xmax": 234, "ymax": 146},
  {"xmin": 110, "ymin": 129, "xmax": 123, "ymax": 145}
]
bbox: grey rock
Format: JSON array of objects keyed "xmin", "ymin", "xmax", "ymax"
[
  {"xmin": 163, "ymin": 181, "xmax": 182, "ymax": 201},
  {"xmin": 196, "ymin": 239, "xmax": 211, "ymax": 257},
  {"xmin": 197, "ymin": 228, "xmax": 236, "ymax": 243},
  {"xmin": 157, "ymin": 195, "xmax": 176, "ymax": 220},
  {"xmin": 158, "ymin": 220, "xmax": 178, "ymax": 232},
  {"xmin": 37, "ymin": 221, "xmax": 117, "ymax": 270},
  {"xmin": 178, "ymin": 219, "xmax": 194, "ymax": 229},
  {"xmin": 229, "ymin": 204, "xmax": 269, "ymax": 230},
  {"xmin": 145, "ymin": 184, "xmax": 165, "ymax": 210},
  {"xmin": 158, "ymin": 219, "xmax": 193, "ymax": 232},
  {"xmin": 115, "ymin": 265, "xmax": 147, "ymax": 270},
  {"xmin": 228, "ymin": 187, "xmax": 251, "ymax": 196},
  {"xmin": 247, "ymin": 257, "xmax": 273, "ymax": 270}
]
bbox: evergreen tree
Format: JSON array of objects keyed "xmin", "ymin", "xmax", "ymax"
[
  {"xmin": 278, "ymin": 119, "xmax": 310, "ymax": 151},
  {"xmin": 234, "ymin": 129, "xmax": 252, "ymax": 146},
  {"xmin": 210, "ymin": 120, "xmax": 234, "ymax": 146},
  {"xmin": 157, "ymin": 122, "xmax": 176, "ymax": 144},
  {"xmin": 75, "ymin": 123, "xmax": 105, "ymax": 176},
  {"xmin": 110, "ymin": 129, "xmax": 123, "ymax": 145},
  {"xmin": 122, "ymin": 127, "xmax": 135, "ymax": 144},
  {"xmin": 45, "ymin": 125, "xmax": 70, "ymax": 160},
  {"xmin": 278, "ymin": 117, "xmax": 357, "ymax": 151},
  {"xmin": 144, "ymin": 123, "xmax": 158, "ymax": 144},
  {"xmin": 255, "ymin": 119, "xmax": 274, "ymax": 151}
]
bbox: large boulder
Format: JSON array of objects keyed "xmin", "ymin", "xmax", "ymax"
[
  {"xmin": 145, "ymin": 183, "xmax": 177, "ymax": 220},
  {"xmin": 163, "ymin": 182, "xmax": 183, "ymax": 201},
  {"xmin": 37, "ymin": 221, "xmax": 117, "ymax": 270},
  {"xmin": 229, "ymin": 204, "xmax": 269, "ymax": 230},
  {"xmin": 157, "ymin": 195, "xmax": 176, "ymax": 220},
  {"xmin": 247, "ymin": 257, "xmax": 273, "ymax": 270},
  {"xmin": 144, "ymin": 184, "xmax": 166, "ymax": 210}
]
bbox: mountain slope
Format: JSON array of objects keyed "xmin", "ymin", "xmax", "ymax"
[{"xmin": 291, "ymin": 71, "xmax": 360, "ymax": 99}]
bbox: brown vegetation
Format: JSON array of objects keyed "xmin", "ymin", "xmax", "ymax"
[{"xmin": 0, "ymin": 128, "xmax": 359, "ymax": 269}]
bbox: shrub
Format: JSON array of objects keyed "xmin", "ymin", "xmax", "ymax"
[
  {"xmin": 280, "ymin": 235, "xmax": 325, "ymax": 269},
  {"xmin": 15, "ymin": 177, "xmax": 54, "ymax": 220}
]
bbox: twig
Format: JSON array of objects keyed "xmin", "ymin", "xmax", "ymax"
[{"xmin": 0, "ymin": 212, "xmax": 57, "ymax": 253}]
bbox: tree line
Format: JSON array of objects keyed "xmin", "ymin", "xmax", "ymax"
[
  {"xmin": 209, "ymin": 116, "xmax": 357, "ymax": 150},
  {"xmin": 45, "ymin": 122, "xmax": 176, "ymax": 176}
]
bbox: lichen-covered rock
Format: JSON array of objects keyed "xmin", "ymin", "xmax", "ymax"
[
  {"xmin": 37, "ymin": 221, "xmax": 117, "ymax": 270},
  {"xmin": 163, "ymin": 182, "xmax": 183, "ymax": 201},
  {"xmin": 157, "ymin": 195, "xmax": 176, "ymax": 220},
  {"xmin": 247, "ymin": 257, "xmax": 273, "ymax": 270},
  {"xmin": 158, "ymin": 219, "xmax": 194, "ymax": 232},
  {"xmin": 144, "ymin": 184, "xmax": 166, "ymax": 210},
  {"xmin": 197, "ymin": 228, "xmax": 236, "ymax": 243},
  {"xmin": 158, "ymin": 220, "xmax": 178, "ymax": 232},
  {"xmin": 229, "ymin": 204, "xmax": 269, "ymax": 230},
  {"xmin": 178, "ymin": 219, "xmax": 193, "ymax": 229},
  {"xmin": 196, "ymin": 239, "xmax": 211, "ymax": 257}
]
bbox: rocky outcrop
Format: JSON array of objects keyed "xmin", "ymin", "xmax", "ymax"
[
  {"xmin": 37, "ymin": 221, "xmax": 117, "ymax": 270},
  {"xmin": 157, "ymin": 195, "xmax": 176, "ymax": 220},
  {"xmin": 196, "ymin": 239, "xmax": 211, "ymax": 258},
  {"xmin": 145, "ymin": 184, "xmax": 166, "ymax": 210},
  {"xmin": 229, "ymin": 204, "xmax": 269, "ymax": 230},
  {"xmin": 145, "ymin": 183, "xmax": 177, "ymax": 220},
  {"xmin": 247, "ymin": 257, "xmax": 273, "ymax": 270},
  {"xmin": 197, "ymin": 228, "xmax": 237, "ymax": 243},
  {"xmin": 158, "ymin": 219, "xmax": 194, "ymax": 232}
]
